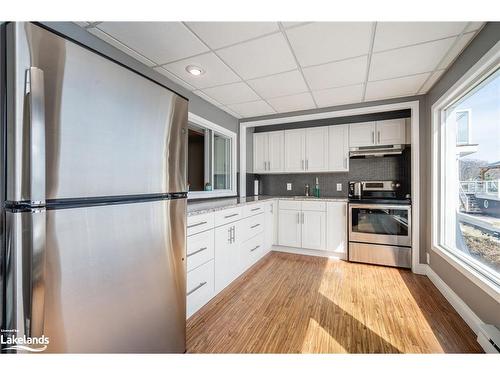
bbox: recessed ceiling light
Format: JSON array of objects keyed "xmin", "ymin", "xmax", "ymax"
[{"xmin": 186, "ymin": 65, "xmax": 204, "ymax": 76}]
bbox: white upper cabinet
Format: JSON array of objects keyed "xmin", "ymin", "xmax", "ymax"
[
  {"xmin": 349, "ymin": 119, "xmax": 407, "ymax": 147},
  {"xmin": 376, "ymin": 118, "xmax": 406, "ymax": 145},
  {"xmin": 268, "ymin": 131, "xmax": 285, "ymax": 172},
  {"xmin": 253, "ymin": 132, "xmax": 268, "ymax": 173},
  {"xmin": 253, "ymin": 131, "xmax": 284, "ymax": 173},
  {"xmin": 284, "ymin": 129, "xmax": 306, "ymax": 172},
  {"xmin": 305, "ymin": 127, "xmax": 329, "ymax": 172},
  {"xmin": 349, "ymin": 121, "xmax": 377, "ymax": 147},
  {"xmin": 328, "ymin": 124, "xmax": 349, "ymax": 172}
]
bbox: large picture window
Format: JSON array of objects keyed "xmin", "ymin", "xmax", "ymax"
[{"xmin": 434, "ymin": 56, "xmax": 500, "ymax": 292}]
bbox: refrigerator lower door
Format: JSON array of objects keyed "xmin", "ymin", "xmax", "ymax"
[{"xmin": 8, "ymin": 198, "xmax": 186, "ymax": 353}]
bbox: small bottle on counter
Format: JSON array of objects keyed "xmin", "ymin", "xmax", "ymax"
[{"xmin": 314, "ymin": 177, "xmax": 320, "ymax": 198}]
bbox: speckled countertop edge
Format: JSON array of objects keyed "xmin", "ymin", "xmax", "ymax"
[{"xmin": 187, "ymin": 196, "xmax": 348, "ymax": 216}]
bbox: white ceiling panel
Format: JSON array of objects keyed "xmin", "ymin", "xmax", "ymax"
[
  {"xmin": 418, "ymin": 70, "xmax": 445, "ymax": 94},
  {"xmin": 374, "ymin": 22, "xmax": 467, "ymax": 52},
  {"xmin": 365, "ymin": 73, "xmax": 430, "ymax": 101},
  {"xmin": 185, "ymin": 22, "xmax": 279, "ymax": 49},
  {"xmin": 153, "ymin": 66, "xmax": 196, "ymax": 90},
  {"xmin": 227, "ymin": 100, "xmax": 275, "ymax": 117},
  {"xmin": 438, "ymin": 32, "xmax": 476, "ymax": 70},
  {"xmin": 303, "ymin": 56, "xmax": 367, "ymax": 91},
  {"xmin": 202, "ymin": 82, "xmax": 260, "ymax": 105},
  {"xmin": 97, "ymin": 22, "xmax": 209, "ymax": 64},
  {"xmin": 88, "ymin": 28, "xmax": 156, "ymax": 67},
  {"xmin": 267, "ymin": 92, "xmax": 316, "ymax": 113},
  {"xmin": 162, "ymin": 52, "xmax": 240, "ymax": 89},
  {"xmin": 217, "ymin": 33, "xmax": 297, "ymax": 79},
  {"xmin": 247, "ymin": 70, "xmax": 308, "ymax": 99},
  {"xmin": 312, "ymin": 84, "xmax": 364, "ymax": 107},
  {"xmin": 286, "ymin": 22, "xmax": 373, "ymax": 67},
  {"xmin": 369, "ymin": 37, "xmax": 455, "ymax": 81}
]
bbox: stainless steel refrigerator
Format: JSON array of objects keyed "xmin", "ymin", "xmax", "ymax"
[{"xmin": 0, "ymin": 22, "xmax": 188, "ymax": 353}]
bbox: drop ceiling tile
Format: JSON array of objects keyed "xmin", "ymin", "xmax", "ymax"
[
  {"xmin": 202, "ymin": 82, "xmax": 260, "ymax": 105},
  {"xmin": 227, "ymin": 100, "xmax": 275, "ymax": 118},
  {"xmin": 192, "ymin": 90, "xmax": 223, "ymax": 107},
  {"xmin": 247, "ymin": 70, "xmax": 308, "ymax": 99},
  {"xmin": 365, "ymin": 73, "xmax": 430, "ymax": 101},
  {"xmin": 267, "ymin": 92, "xmax": 316, "ymax": 113},
  {"xmin": 87, "ymin": 28, "xmax": 157, "ymax": 67},
  {"xmin": 185, "ymin": 22, "xmax": 279, "ymax": 49},
  {"xmin": 369, "ymin": 37, "xmax": 455, "ymax": 81},
  {"xmin": 312, "ymin": 84, "xmax": 364, "ymax": 108},
  {"xmin": 464, "ymin": 22, "xmax": 484, "ymax": 33},
  {"xmin": 162, "ymin": 52, "xmax": 240, "ymax": 89},
  {"xmin": 374, "ymin": 22, "xmax": 467, "ymax": 52},
  {"xmin": 438, "ymin": 32, "xmax": 476, "ymax": 69},
  {"xmin": 286, "ymin": 22, "xmax": 373, "ymax": 67},
  {"xmin": 419, "ymin": 70, "xmax": 445, "ymax": 94},
  {"xmin": 97, "ymin": 22, "xmax": 209, "ymax": 64},
  {"xmin": 217, "ymin": 33, "xmax": 297, "ymax": 80},
  {"xmin": 303, "ymin": 55, "xmax": 367, "ymax": 91},
  {"xmin": 153, "ymin": 66, "xmax": 196, "ymax": 91}
]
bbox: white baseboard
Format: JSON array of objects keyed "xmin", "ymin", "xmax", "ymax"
[
  {"xmin": 424, "ymin": 264, "xmax": 484, "ymax": 338},
  {"xmin": 413, "ymin": 263, "xmax": 428, "ymax": 275},
  {"xmin": 271, "ymin": 245, "xmax": 346, "ymax": 260}
]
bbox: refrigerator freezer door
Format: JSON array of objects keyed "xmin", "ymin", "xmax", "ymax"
[
  {"xmin": 7, "ymin": 198, "xmax": 187, "ymax": 353},
  {"xmin": 6, "ymin": 23, "xmax": 187, "ymax": 202}
]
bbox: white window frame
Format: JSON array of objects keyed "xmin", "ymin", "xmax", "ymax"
[
  {"xmin": 431, "ymin": 40, "xmax": 500, "ymax": 302},
  {"xmin": 187, "ymin": 112, "xmax": 237, "ymax": 200},
  {"xmin": 455, "ymin": 108, "xmax": 472, "ymax": 145}
]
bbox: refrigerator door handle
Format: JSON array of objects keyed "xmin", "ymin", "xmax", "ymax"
[
  {"xmin": 21, "ymin": 209, "xmax": 47, "ymax": 338},
  {"xmin": 25, "ymin": 67, "xmax": 46, "ymax": 205}
]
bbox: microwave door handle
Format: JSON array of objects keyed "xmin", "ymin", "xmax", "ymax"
[{"xmin": 26, "ymin": 67, "xmax": 46, "ymax": 205}]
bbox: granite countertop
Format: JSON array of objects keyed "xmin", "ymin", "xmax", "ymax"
[{"xmin": 187, "ymin": 195, "xmax": 348, "ymax": 216}]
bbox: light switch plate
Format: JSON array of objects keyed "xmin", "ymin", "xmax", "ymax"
[
  {"xmin": 336, "ymin": 183, "xmax": 342, "ymax": 191},
  {"xmin": 286, "ymin": 183, "xmax": 292, "ymax": 191}
]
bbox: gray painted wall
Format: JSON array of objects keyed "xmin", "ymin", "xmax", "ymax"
[
  {"xmin": 424, "ymin": 22, "xmax": 500, "ymax": 326},
  {"xmin": 40, "ymin": 22, "xmax": 239, "ymax": 144}
]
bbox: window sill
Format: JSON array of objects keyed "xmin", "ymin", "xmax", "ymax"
[
  {"xmin": 431, "ymin": 244, "xmax": 500, "ymax": 303},
  {"xmin": 188, "ymin": 190, "xmax": 237, "ymax": 200}
]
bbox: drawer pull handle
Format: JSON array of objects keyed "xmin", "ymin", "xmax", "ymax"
[
  {"xmin": 187, "ymin": 281, "xmax": 207, "ymax": 296},
  {"xmin": 250, "ymin": 224, "xmax": 260, "ymax": 229},
  {"xmin": 187, "ymin": 247, "xmax": 207, "ymax": 257},
  {"xmin": 250, "ymin": 207, "xmax": 261, "ymax": 212},
  {"xmin": 224, "ymin": 213, "xmax": 239, "ymax": 219},
  {"xmin": 187, "ymin": 221, "xmax": 207, "ymax": 229},
  {"xmin": 250, "ymin": 245, "xmax": 260, "ymax": 252}
]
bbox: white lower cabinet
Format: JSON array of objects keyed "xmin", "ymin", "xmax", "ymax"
[
  {"xmin": 187, "ymin": 260, "xmax": 215, "ymax": 318},
  {"xmin": 241, "ymin": 232, "xmax": 265, "ymax": 270},
  {"xmin": 326, "ymin": 202, "xmax": 347, "ymax": 256},
  {"xmin": 278, "ymin": 209, "xmax": 302, "ymax": 247},
  {"xmin": 264, "ymin": 202, "xmax": 275, "ymax": 251},
  {"xmin": 214, "ymin": 221, "xmax": 241, "ymax": 294},
  {"xmin": 302, "ymin": 210, "xmax": 326, "ymax": 250}
]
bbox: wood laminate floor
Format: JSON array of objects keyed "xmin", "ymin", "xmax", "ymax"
[{"xmin": 187, "ymin": 251, "xmax": 483, "ymax": 353}]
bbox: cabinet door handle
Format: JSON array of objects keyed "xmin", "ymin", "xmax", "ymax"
[
  {"xmin": 378, "ymin": 131, "xmax": 381, "ymax": 144},
  {"xmin": 231, "ymin": 226, "xmax": 235, "ymax": 243},
  {"xmin": 187, "ymin": 282, "xmax": 207, "ymax": 296},
  {"xmin": 264, "ymin": 161, "xmax": 267, "ymax": 171},
  {"xmin": 187, "ymin": 247, "xmax": 207, "ymax": 257},
  {"xmin": 224, "ymin": 213, "xmax": 239, "ymax": 219},
  {"xmin": 268, "ymin": 161, "xmax": 271, "ymax": 170},
  {"xmin": 250, "ymin": 223, "xmax": 260, "ymax": 229},
  {"xmin": 228, "ymin": 227, "xmax": 232, "ymax": 244},
  {"xmin": 297, "ymin": 212, "xmax": 300, "ymax": 224},
  {"xmin": 250, "ymin": 245, "xmax": 260, "ymax": 252},
  {"xmin": 187, "ymin": 221, "xmax": 207, "ymax": 229},
  {"xmin": 301, "ymin": 212, "xmax": 305, "ymax": 224},
  {"xmin": 306, "ymin": 159, "xmax": 309, "ymax": 170},
  {"xmin": 372, "ymin": 131, "xmax": 375, "ymax": 144},
  {"xmin": 301, "ymin": 160, "xmax": 304, "ymax": 170},
  {"xmin": 251, "ymin": 207, "xmax": 261, "ymax": 212}
]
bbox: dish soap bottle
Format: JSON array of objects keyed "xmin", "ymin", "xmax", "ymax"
[{"xmin": 314, "ymin": 177, "xmax": 320, "ymax": 198}]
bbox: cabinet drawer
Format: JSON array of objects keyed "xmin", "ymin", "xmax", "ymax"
[
  {"xmin": 279, "ymin": 200, "xmax": 301, "ymax": 210},
  {"xmin": 241, "ymin": 232, "xmax": 265, "ymax": 270},
  {"xmin": 301, "ymin": 201, "xmax": 326, "ymax": 212},
  {"xmin": 241, "ymin": 213, "xmax": 265, "ymax": 242},
  {"xmin": 243, "ymin": 203, "xmax": 265, "ymax": 218},
  {"xmin": 187, "ymin": 230, "xmax": 214, "ymax": 272},
  {"xmin": 187, "ymin": 260, "xmax": 215, "ymax": 318},
  {"xmin": 214, "ymin": 206, "xmax": 243, "ymax": 227},
  {"xmin": 187, "ymin": 212, "xmax": 214, "ymax": 236}
]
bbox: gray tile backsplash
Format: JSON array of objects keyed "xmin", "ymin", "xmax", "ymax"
[{"xmin": 252, "ymin": 152, "xmax": 411, "ymax": 197}]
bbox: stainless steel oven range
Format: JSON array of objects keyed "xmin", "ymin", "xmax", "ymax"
[{"xmin": 348, "ymin": 180, "xmax": 412, "ymax": 268}]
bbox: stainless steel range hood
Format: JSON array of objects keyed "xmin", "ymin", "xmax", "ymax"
[{"xmin": 349, "ymin": 144, "xmax": 405, "ymax": 158}]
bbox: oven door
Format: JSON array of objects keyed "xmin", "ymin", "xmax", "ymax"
[{"xmin": 349, "ymin": 204, "xmax": 411, "ymax": 247}]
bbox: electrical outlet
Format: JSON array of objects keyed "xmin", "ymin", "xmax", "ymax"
[
  {"xmin": 336, "ymin": 183, "xmax": 342, "ymax": 191},
  {"xmin": 286, "ymin": 183, "xmax": 292, "ymax": 191}
]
